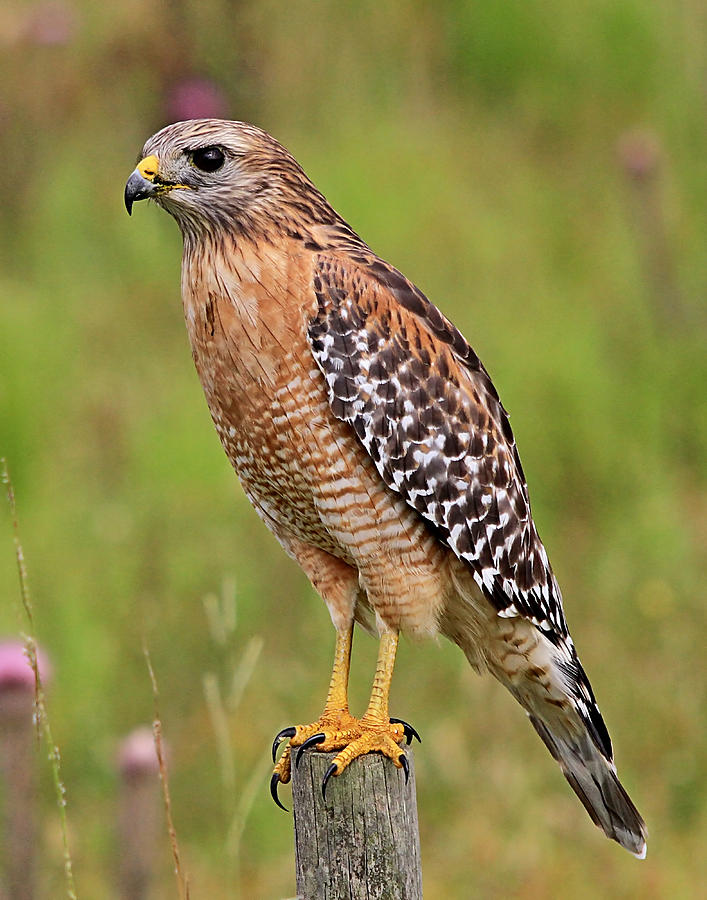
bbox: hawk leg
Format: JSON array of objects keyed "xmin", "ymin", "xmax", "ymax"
[
  {"xmin": 319, "ymin": 630, "xmax": 411, "ymax": 799},
  {"xmin": 271, "ymin": 629, "xmax": 417, "ymax": 807}
]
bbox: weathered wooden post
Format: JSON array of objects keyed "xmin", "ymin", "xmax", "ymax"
[{"xmin": 291, "ymin": 750, "xmax": 422, "ymax": 900}]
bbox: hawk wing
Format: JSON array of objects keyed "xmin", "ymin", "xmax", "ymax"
[{"xmin": 307, "ymin": 252, "xmax": 570, "ymax": 644}]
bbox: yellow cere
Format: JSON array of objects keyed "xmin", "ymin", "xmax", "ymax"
[{"xmin": 136, "ymin": 155, "xmax": 160, "ymax": 182}]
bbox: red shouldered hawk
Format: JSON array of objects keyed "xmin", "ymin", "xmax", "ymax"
[{"xmin": 125, "ymin": 120, "xmax": 646, "ymax": 856}]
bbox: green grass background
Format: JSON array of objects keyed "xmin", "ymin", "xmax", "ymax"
[{"xmin": 1, "ymin": 1, "xmax": 705, "ymax": 896}]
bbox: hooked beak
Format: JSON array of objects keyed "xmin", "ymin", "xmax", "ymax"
[{"xmin": 124, "ymin": 155, "xmax": 161, "ymax": 215}]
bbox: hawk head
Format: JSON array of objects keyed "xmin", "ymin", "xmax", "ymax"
[{"xmin": 125, "ymin": 118, "xmax": 336, "ymax": 240}]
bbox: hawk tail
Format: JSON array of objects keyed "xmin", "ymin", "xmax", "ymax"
[{"xmin": 527, "ymin": 714, "xmax": 647, "ymax": 858}]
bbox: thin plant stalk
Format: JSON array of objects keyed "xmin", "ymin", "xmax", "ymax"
[
  {"xmin": 202, "ymin": 585, "xmax": 264, "ymax": 899},
  {"xmin": 117, "ymin": 727, "xmax": 162, "ymax": 900},
  {"xmin": 1, "ymin": 458, "xmax": 77, "ymax": 900},
  {"xmin": 143, "ymin": 645, "xmax": 189, "ymax": 900}
]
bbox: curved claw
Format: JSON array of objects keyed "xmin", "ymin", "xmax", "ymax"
[
  {"xmin": 296, "ymin": 732, "xmax": 327, "ymax": 768},
  {"xmin": 322, "ymin": 762, "xmax": 338, "ymax": 801},
  {"xmin": 270, "ymin": 772, "xmax": 288, "ymax": 812},
  {"xmin": 390, "ymin": 717, "xmax": 422, "ymax": 745},
  {"xmin": 399, "ymin": 753, "xmax": 410, "ymax": 785},
  {"xmin": 272, "ymin": 726, "xmax": 296, "ymax": 762}
]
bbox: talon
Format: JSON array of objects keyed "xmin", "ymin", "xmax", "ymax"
[
  {"xmin": 390, "ymin": 717, "xmax": 421, "ymax": 745},
  {"xmin": 296, "ymin": 732, "xmax": 326, "ymax": 768},
  {"xmin": 399, "ymin": 753, "xmax": 410, "ymax": 784},
  {"xmin": 270, "ymin": 772, "xmax": 288, "ymax": 812},
  {"xmin": 322, "ymin": 762, "xmax": 338, "ymax": 800},
  {"xmin": 272, "ymin": 726, "xmax": 296, "ymax": 762}
]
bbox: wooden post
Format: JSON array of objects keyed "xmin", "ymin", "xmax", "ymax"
[{"xmin": 291, "ymin": 750, "xmax": 422, "ymax": 900}]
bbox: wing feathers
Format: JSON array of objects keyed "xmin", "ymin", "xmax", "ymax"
[
  {"xmin": 308, "ymin": 253, "xmax": 567, "ymax": 639},
  {"xmin": 306, "ymin": 250, "xmax": 646, "ymax": 852}
]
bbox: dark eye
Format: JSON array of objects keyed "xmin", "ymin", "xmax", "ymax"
[{"xmin": 191, "ymin": 146, "xmax": 225, "ymax": 172}]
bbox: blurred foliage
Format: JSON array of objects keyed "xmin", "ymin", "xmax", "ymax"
[{"xmin": 0, "ymin": 0, "xmax": 705, "ymax": 897}]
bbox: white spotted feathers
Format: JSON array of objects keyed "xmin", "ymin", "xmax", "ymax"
[
  {"xmin": 307, "ymin": 253, "xmax": 618, "ymax": 761},
  {"xmin": 309, "ymin": 256, "xmax": 566, "ymax": 632}
]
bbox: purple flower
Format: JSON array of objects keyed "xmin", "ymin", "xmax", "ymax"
[
  {"xmin": 118, "ymin": 726, "xmax": 161, "ymax": 776},
  {"xmin": 166, "ymin": 78, "xmax": 229, "ymax": 122},
  {"xmin": 0, "ymin": 640, "xmax": 51, "ymax": 690}
]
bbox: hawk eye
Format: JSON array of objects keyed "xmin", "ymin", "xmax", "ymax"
[{"xmin": 190, "ymin": 146, "xmax": 225, "ymax": 173}]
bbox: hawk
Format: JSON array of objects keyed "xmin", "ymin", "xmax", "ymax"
[{"xmin": 125, "ymin": 119, "xmax": 646, "ymax": 856}]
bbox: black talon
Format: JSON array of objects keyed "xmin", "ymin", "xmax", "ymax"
[
  {"xmin": 390, "ymin": 717, "xmax": 422, "ymax": 745},
  {"xmin": 399, "ymin": 753, "xmax": 410, "ymax": 784},
  {"xmin": 272, "ymin": 726, "xmax": 296, "ymax": 762},
  {"xmin": 270, "ymin": 772, "xmax": 288, "ymax": 812},
  {"xmin": 322, "ymin": 762, "xmax": 338, "ymax": 800},
  {"xmin": 296, "ymin": 732, "xmax": 326, "ymax": 768}
]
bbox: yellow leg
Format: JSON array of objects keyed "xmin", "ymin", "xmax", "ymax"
[
  {"xmin": 324, "ymin": 631, "xmax": 407, "ymax": 786},
  {"xmin": 271, "ymin": 628, "xmax": 417, "ymax": 808},
  {"xmin": 360, "ymin": 630, "xmax": 398, "ymax": 725},
  {"xmin": 322, "ymin": 623, "xmax": 353, "ymax": 714},
  {"xmin": 271, "ymin": 625, "xmax": 359, "ymax": 803}
]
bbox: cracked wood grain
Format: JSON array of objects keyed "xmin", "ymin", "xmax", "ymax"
[{"xmin": 291, "ymin": 750, "xmax": 422, "ymax": 900}]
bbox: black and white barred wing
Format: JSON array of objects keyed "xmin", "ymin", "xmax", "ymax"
[
  {"xmin": 306, "ymin": 252, "xmax": 648, "ymax": 857},
  {"xmin": 308, "ymin": 253, "xmax": 569, "ymax": 641}
]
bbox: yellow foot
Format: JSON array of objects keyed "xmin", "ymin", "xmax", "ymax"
[
  {"xmin": 320, "ymin": 721, "xmax": 409, "ymax": 800},
  {"xmin": 270, "ymin": 714, "xmax": 420, "ymax": 807},
  {"xmin": 270, "ymin": 746, "xmax": 292, "ymax": 810}
]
